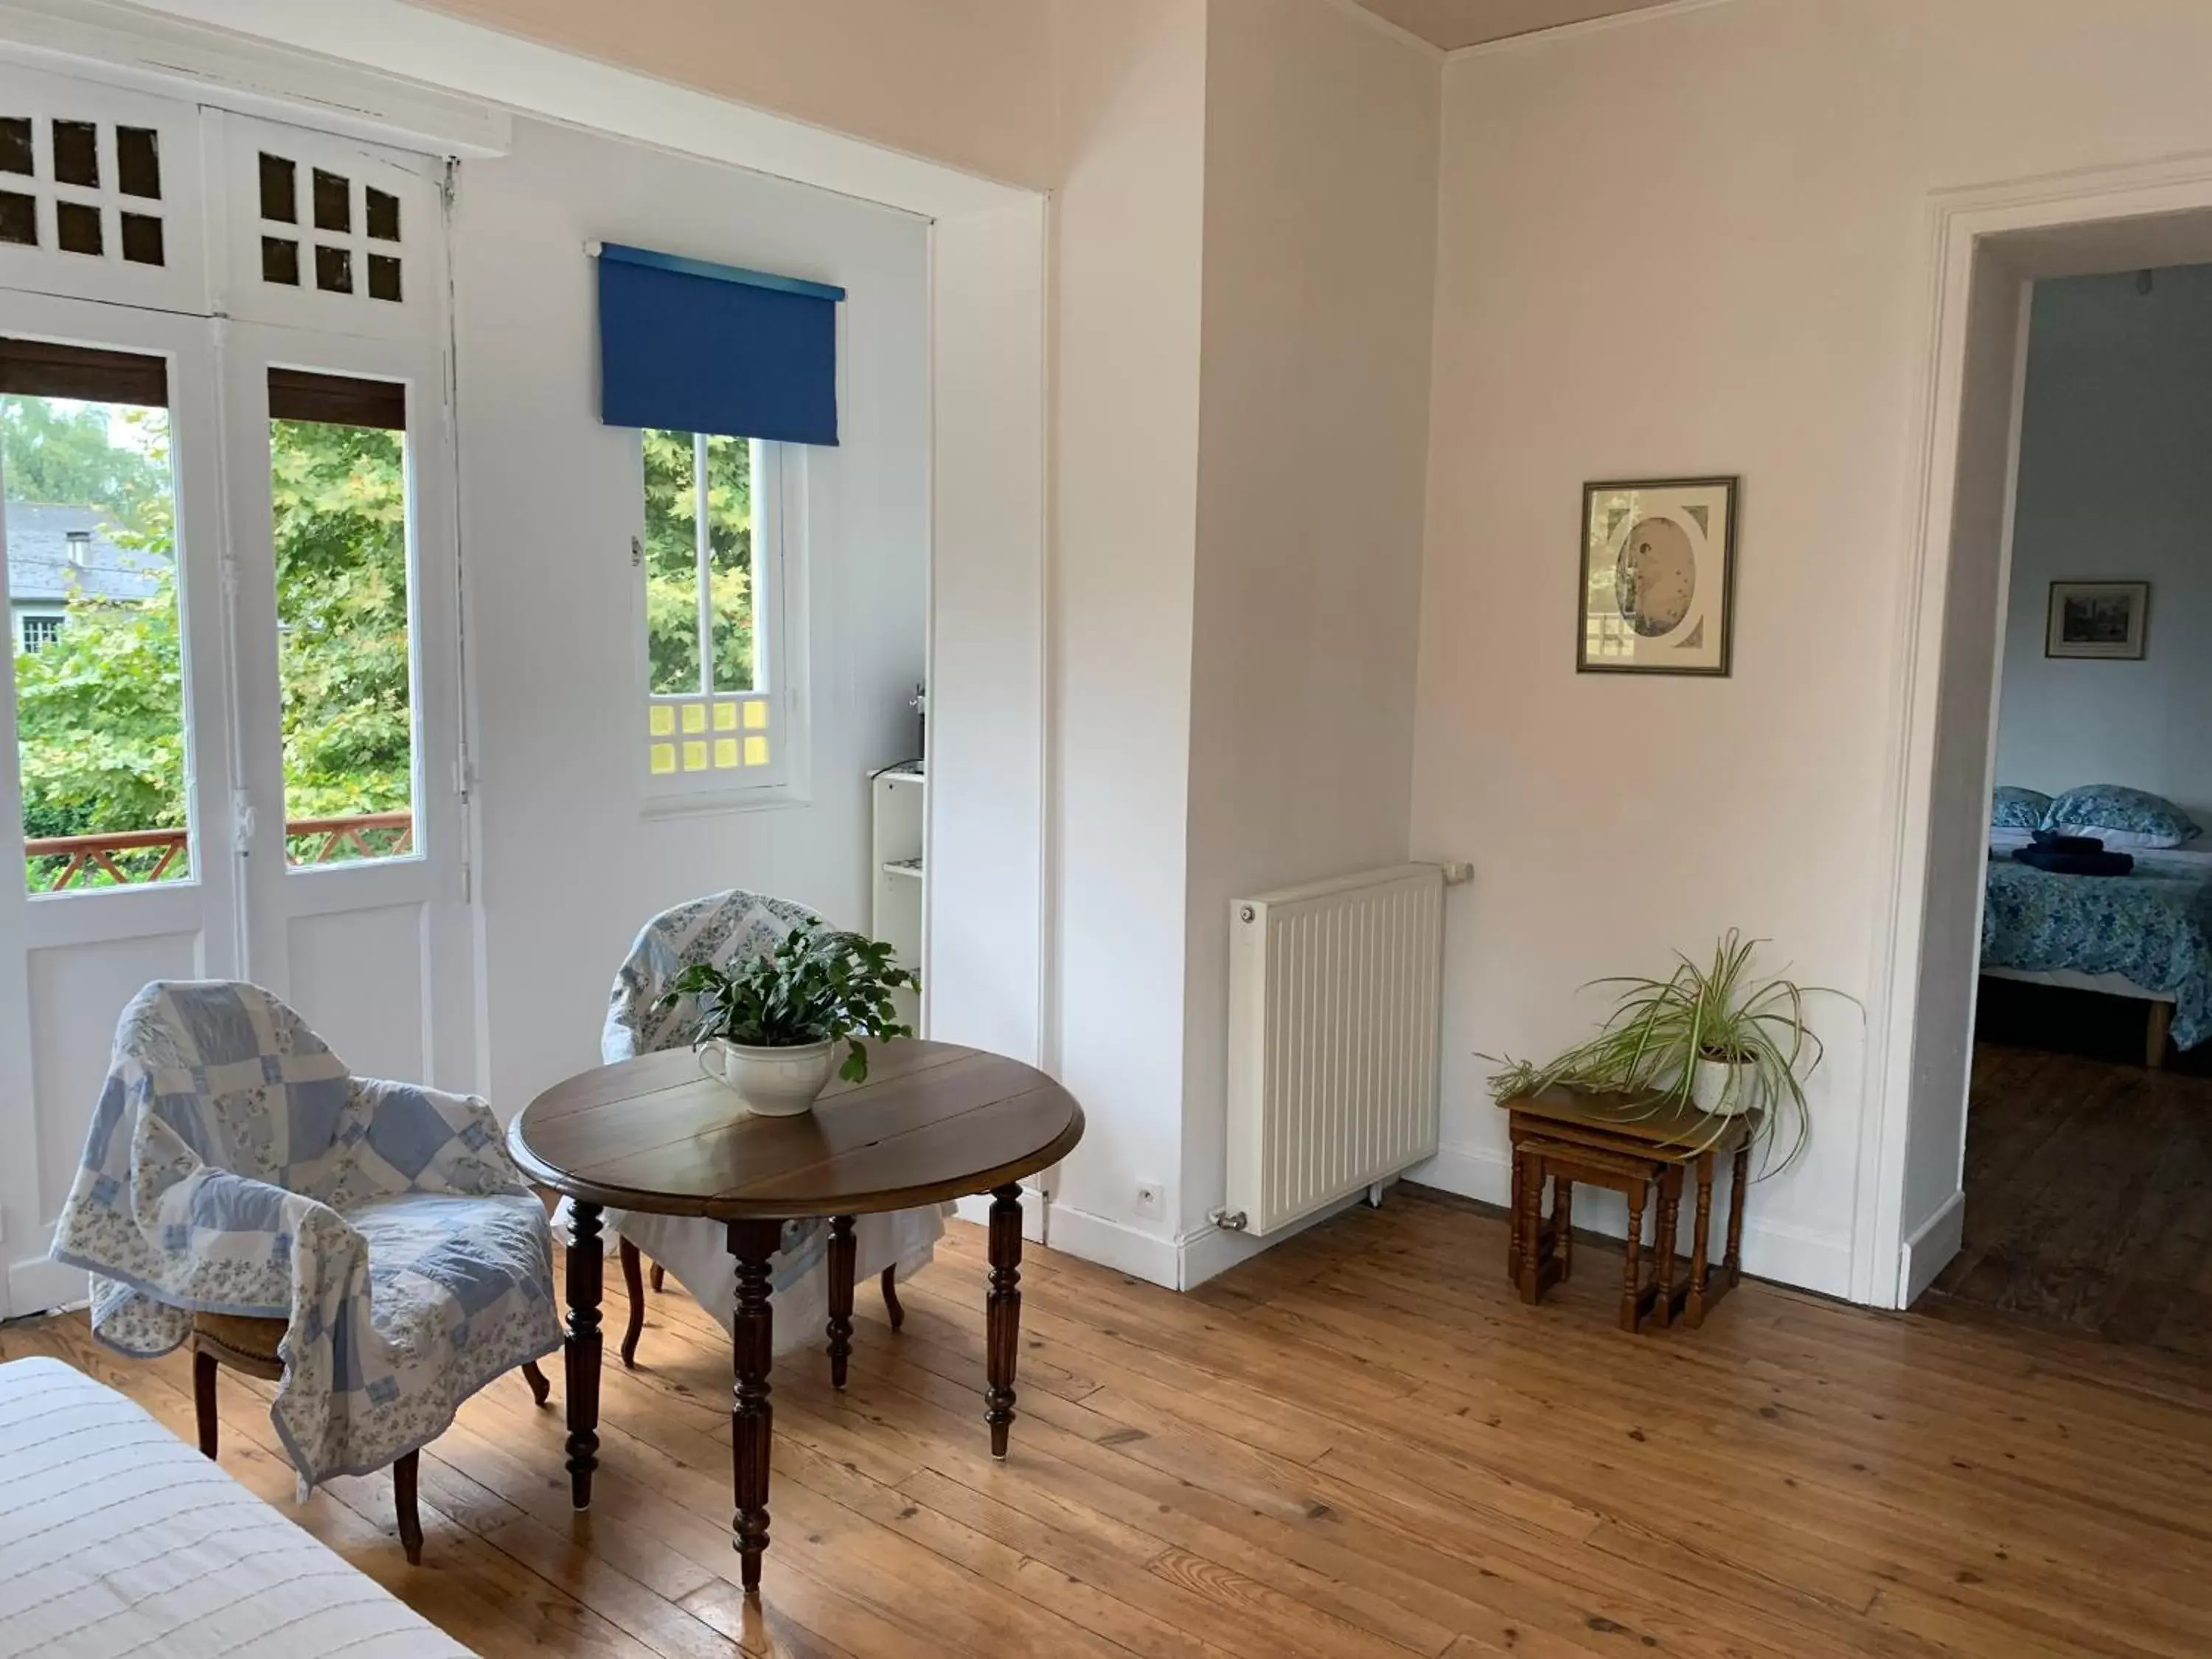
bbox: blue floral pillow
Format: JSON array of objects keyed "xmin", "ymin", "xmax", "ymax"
[
  {"xmin": 2043, "ymin": 785, "xmax": 2202, "ymax": 849},
  {"xmin": 1992, "ymin": 787, "xmax": 2051, "ymax": 832}
]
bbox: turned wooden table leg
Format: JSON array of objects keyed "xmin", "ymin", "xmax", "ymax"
[
  {"xmin": 1621, "ymin": 1182, "xmax": 1647, "ymax": 1332},
  {"xmin": 2147, "ymin": 999, "xmax": 2171, "ymax": 1070},
  {"xmin": 1554, "ymin": 1178, "xmax": 1574, "ymax": 1281},
  {"xmin": 985, "ymin": 1184, "xmax": 1024, "ymax": 1458},
  {"xmin": 1726, "ymin": 1138, "xmax": 1750, "ymax": 1290},
  {"xmin": 1686, "ymin": 1152, "xmax": 1717, "ymax": 1329},
  {"xmin": 827, "ymin": 1214, "xmax": 857, "ymax": 1389},
  {"xmin": 618, "ymin": 1237, "xmax": 645, "ymax": 1368},
  {"xmin": 393, "ymin": 1450, "xmax": 424, "ymax": 1565},
  {"xmin": 565, "ymin": 1201, "xmax": 605, "ymax": 1509},
  {"xmin": 1516, "ymin": 1149, "xmax": 1545, "ymax": 1304},
  {"xmin": 727, "ymin": 1217, "xmax": 784, "ymax": 1596},
  {"xmin": 1655, "ymin": 1166, "xmax": 1683, "ymax": 1328}
]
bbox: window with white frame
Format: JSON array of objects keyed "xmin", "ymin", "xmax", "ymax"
[
  {"xmin": 18, "ymin": 612, "xmax": 63, "ymax": 651},
  {"xmin": 641, "ymin": 429, "xmax": 788, "ymax": 792}
]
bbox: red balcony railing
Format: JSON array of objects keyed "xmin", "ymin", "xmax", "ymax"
[{"xmin": 24, "ymin": 811, "xmax": 414, "ymax": 891}]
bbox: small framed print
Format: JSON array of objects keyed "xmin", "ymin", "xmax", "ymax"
[
  {"xmin": 2046, "ymin": 580, "xmax": 2148, "ymax": 660},
  {"xmin": 1578, "ymin": 476, "xmax": 1739, "ymax": 675}
]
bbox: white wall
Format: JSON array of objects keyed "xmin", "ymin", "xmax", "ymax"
[
  {"xmin": 1993, "ymin": 265, "xmax": 2212, "ymax": 826},
  {"xmin": 1040, "ymin": 0, "xmax": 1211, "ymax": 1276},
  {"xmin": 454, "ymin": 115, "xmax": 927, "ymax": 1115},
  {"xmin": 1411, "ymin": 0, "xmax": 2212, "ymax": 1298},
  {"xmin": 1179, "ymin": 0, "xmax": 1439, "ymax": 1245}
]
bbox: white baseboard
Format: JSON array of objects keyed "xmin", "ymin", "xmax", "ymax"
[
  {"xmin": 1037, "ymin": 1203, "xmax": 1181, "ymax": 1289},
  {"xmin": 7, "ymin": 1251, "xmax": 86, "ymax": 1319},
  {"xmin": 1408, "ymin": 1138, "xmax": 1857, "ymax": 1301},
  {"xmin": 1046, "ymin": 1185, "xmax": 1394, "ymax": 1292},
  {"xmin": 952, "ymin": 1183, "xmax": 1046, "ymax": 1243},
  {"xmin": 1898, "ymin": 1190, "xmax": 1965, "ymax": 1309},
  {"xmin": 1177, "ymin": 1183, "xmax": 1382, "ymax": 1290}
]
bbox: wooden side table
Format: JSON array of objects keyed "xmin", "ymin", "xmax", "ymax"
[{"xmin": 1502, "ymin": 1086, "xmax": 1757, "ymax": 1332}]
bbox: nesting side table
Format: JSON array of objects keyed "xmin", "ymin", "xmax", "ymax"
[{"xmin": 1501, "ymin": 1086, "xmax": 1756, "ymax": 1332}]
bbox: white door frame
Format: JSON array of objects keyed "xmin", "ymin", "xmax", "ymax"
[
  {"xmin": 219, "ymin": 319, "xmax": 474, "ymax": 1091},
  {"xmin": 0, "ymin": 292, "xmax": 240, "ymax": 1318},
  {"xmin": 1856, "ymin": 150, "xmax": 2212, "ymax": 1310}
]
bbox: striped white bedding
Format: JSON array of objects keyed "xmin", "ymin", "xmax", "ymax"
[{"xmin": 0, "ymin": 1356, "xmax": 470, "ymax": 1658}]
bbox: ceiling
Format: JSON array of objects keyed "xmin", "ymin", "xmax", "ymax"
[{"xmin": 1349, "ymin": 0, "xmax": 1676, "ymax": 50}]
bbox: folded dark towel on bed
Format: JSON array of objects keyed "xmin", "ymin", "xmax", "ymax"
[
  {"xmin": 2031, "ymin": 830, "xmax": 2107, "ymax": 855},
  {"xmin": 2014, "ymin": 846, "xmax": 2135, "ymax": 877}
]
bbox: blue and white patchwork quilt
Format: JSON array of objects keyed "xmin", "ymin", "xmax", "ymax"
[
  {"xmin": 49, "ymin": 982, "xmax": 561, "ymax": 1490},
  {"xmin": 1983, "ymin": 853, "xmax": 2212, "ymax": 1050}
]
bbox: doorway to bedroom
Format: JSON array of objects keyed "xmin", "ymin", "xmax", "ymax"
[{"xmin": 1926, "ymin": 260, "xmax": 2212, "ymax": 1354}]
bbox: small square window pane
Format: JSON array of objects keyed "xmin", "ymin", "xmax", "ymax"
[
  {"xmin": 742, "ymin": 700, "xmax": 768, "ymax": 730},
  {"xmin": 0, "ymin": 191, "xmax": 35, "ymax": 246},
  {"xmin": 680, "ymin": 703, "xmax": 706, "ymax": 734},
  {"xmin": 713, "ymin": 703, "xmax": 739, "ymax": 731},
  {"xmin": 743, "ymin": 736, "xmax": 769, "ymax": 767},
  {"xmin": 52, "ymin": 120, "xmax": 97, "ymax": 188},
  {"xmin": 116, "ymin": 127, "xmax": 160, "ymax": 198},
  {"xmin": 55, "ymin": 201, "xmax": 101, "ymax": 256},
  {"xmin": 648, "ymin": 705, "xmax": 675, "ymax": 737},
  {"xmin": 649, "ymin": 742, "xmax": 677, "ymax": 776},
  {"xmin": 681, "ymin": 740, "xmax": 709, "ymax": 772},
  {"xmin": 0, "ymin": 118, "xmax": 30, "ymax": 177},
  {"xmin": 259, "ymin": 152, "xmax": 296, "ymax": 223},
  {"xmin": 315, "ymin": 244, "xmax": 352, "ymax": 294},
  {"xmin": 261, "ymin": 235, "xmax": 300, "ymax": 285},
  {"xmin": 119, "ymin": 212, "xmax": 163, "ymax": 266},
  {"xmin": 366, "ymin": 187, "xmax": 400, "ymax": 242},
  {"xmin": 713, "ymin": 738, "xmax": 740, "ymax": 769},
  {"xmin": 312, "ymin": 168, "xmax": 349, "ymax": 233},
  {"xmin": 366, "ymin": 253, "xmax": 402, "ymax": 303}
]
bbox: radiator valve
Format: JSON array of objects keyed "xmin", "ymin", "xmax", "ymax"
[{"xmin": 1208, "ymin": 1208, "xmax": 1248, "ymax": 1231}]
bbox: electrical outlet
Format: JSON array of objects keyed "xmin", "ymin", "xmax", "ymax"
[{"xmin": 1134, "ymin": 1183, "xmax": 1163, "ymax": 1220}]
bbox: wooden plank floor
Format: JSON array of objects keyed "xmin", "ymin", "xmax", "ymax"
[
  {"xmin": 8, "ymin": 1185, "xmax": 2212, "ymax": 1658},
  {"xmin": 1927, "ymin": 1042, "xmax": 2212, "ymax": 1356}
]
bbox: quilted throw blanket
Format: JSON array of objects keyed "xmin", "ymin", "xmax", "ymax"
[
  {"xmin": 1983, "ymin": 855, "xmax": 2212, "ymax": 1049},
  {"xmin": 49, "ymin": 983, "xmax": 561, "ymax": 1491},
  {"xmin": 600, "ymin": 886, "xmax": 821, "ymax": 1062}
]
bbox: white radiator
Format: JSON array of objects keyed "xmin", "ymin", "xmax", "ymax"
[{"xmin": 1224, "ymin": 863, "xmax": 1444, "ymax": 1237}]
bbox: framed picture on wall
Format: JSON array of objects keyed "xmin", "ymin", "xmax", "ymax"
[
  {"xmin": 1577, "ymin": 477, "xmax": 1739, "ymax": 675},
  {"xmin": 2046, "ymin": 580, "xmax": 2149, "ymax": 659}
]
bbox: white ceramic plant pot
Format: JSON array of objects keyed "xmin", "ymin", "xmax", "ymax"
[
  {"xmin": 698, "ymin": 1038, "xmax": 838, "ymax": 1117},
  {"xmin": 1691, "ymin": 1054, "xmax": 1757, "ymax": 1117}
]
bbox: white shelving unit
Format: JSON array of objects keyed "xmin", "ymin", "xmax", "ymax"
[{"xmin": 871, "ymin": 762, "xmax": 925, "ymax": 1033}]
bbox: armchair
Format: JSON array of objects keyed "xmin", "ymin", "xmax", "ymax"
[{"xmin": 50, "ymin": 981, "xmax": 561, "ymax": 1563}]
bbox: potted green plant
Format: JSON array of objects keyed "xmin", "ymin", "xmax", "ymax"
[
  {"xmin": 1485, "ymin": 931, "xmax": 1842, "ymax": 1172},
  {"xmin": 660, "ymin": 927, "xmax": 919, "ymax": 1117}
]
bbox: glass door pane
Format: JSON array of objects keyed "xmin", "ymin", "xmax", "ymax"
[
  {"xmin": 2, "ymin": 338, "xmax": 190, "ymax": 893},
  {"xmin": 267, "ymin": 368, "xmax": 415, "ymax": 866}
]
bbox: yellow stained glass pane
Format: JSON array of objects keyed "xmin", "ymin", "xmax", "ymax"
[
  {"xmin": 682, "ymin": 740, "xmax": 709, "ymax": 771},
  {"xmin": 744, "ymin": 734, "xmax": 770, "ymax": 767},
  {"xmin": 743, "ymin": 700, "xmax": 769, "ymax": 730},
  {"xmin": 713, "ymin": 702, "xmax": 740, "ymax": 731},
  {"xmin": 649, "ymin": 742, "xmax": 678, "ymax": 775},
  {"xmin": 680, "ymin": 703, "xmax": 708, "ymax": 734},
  {"xmin": 649, "ymin": 705, "xmax": 676, "ymax": 737},
  {"xmin": 713, "ymin": 737, "xmax": 740, "ymax": 769}
]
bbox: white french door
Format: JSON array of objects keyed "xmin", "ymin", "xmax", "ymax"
[{"xmin": 0, "ymin": 66, "xmax": 472, "ymax": 1316}]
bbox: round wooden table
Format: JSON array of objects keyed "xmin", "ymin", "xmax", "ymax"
[{"xmin": 507, "ymin": 1037, "xmax": 1084, "ymax": 1595}]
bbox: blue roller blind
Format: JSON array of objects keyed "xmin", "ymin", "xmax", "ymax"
[{"xmin": 595, "ymin": 243, "xmax": 844, "ymax": 447}]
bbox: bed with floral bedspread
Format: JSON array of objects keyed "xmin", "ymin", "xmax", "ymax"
[{"xmin": 1982, "ymin": 850, "xmax": 2212, "ymax": 1050}]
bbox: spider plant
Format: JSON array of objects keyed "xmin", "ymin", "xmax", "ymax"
[{"xmin": 1484, "ymin": 931, "xmax": 1844, "ymax": 1174}]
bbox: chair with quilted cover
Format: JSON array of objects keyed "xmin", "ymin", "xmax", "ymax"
[
  {"xmin": 49, "ymin": 981, "xmax": 560, "ymax": 1564},
  {"xmin": 596, "ymin": 888, "xmax": 946, "ymax": 1379}
]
